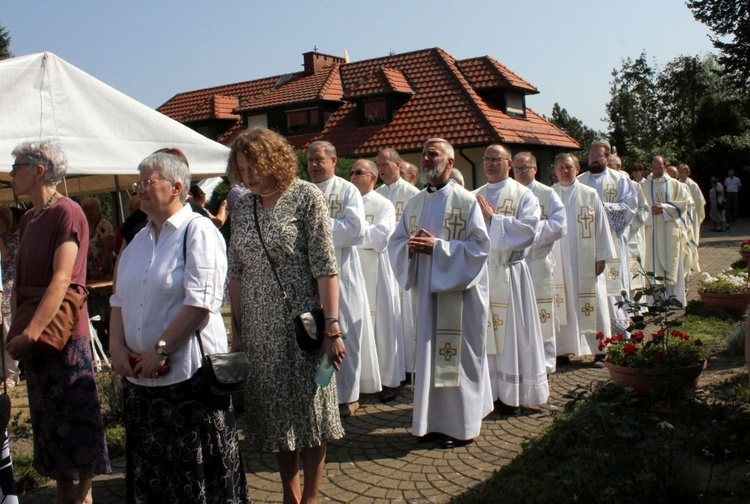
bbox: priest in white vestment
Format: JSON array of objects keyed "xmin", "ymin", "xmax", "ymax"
[
  {"xmin": 307, "ymin": 141, "xmax": 380, "ymax": 418},
  {"xmin": 350, "ymin": 159, "xmax": 405, "ymax": 402},
  {"xmin": 472, "ymin": 144, "xmax": 547, "ymax": 411},
  {"xmin": 643, "ymin": 157, "xmax": 694, "ymax": 308},
  {"xmin": 376, "ymin": 148, "xmax": 420, "ymax": 375},
  {"xmin": 578, "ymin": 140, "xmax": 637, "ymax": 348},
  {"xmin": 514, "ymin": 152, "xmax": 567, "ymax": 374},
  {"xmin": 389, "ymin": 138, "xmax": 493, "ymax": 448},
  {"xmin": 679, "ymin": 164, "xmax": 706, "ymax": 270},
  {"xmin": 553, "ymin": 153, "xmax": 616, "ymax": 360}
]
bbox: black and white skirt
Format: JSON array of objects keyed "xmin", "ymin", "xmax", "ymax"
[{"xmin": 124, "ymin": 370, "xmax": 249, "ymax": 504}]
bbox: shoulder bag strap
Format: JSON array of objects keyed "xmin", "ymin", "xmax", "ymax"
[
  {"xmin": 253, "ymin": 196, "xmax": 294, "ymax": 314},
  {"xmin": 182, "ymin": 215, "xmax": 209, "ymax": 360}
]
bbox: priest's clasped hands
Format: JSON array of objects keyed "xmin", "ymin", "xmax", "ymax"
[{"xmin": 409, "ymin": 228, "xmax": 435, "ymax": 257}]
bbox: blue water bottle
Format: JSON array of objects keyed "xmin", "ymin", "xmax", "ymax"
[{"xmin": 314, "ymin": 353, "xmax": 335, "ymax": 387}]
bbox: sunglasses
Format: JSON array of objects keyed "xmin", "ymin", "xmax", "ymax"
[{"xmin": 350, "ymin": 169, "xmax": 371, "ymax": 176}]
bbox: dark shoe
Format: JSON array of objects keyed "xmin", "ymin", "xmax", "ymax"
[
  {"xmin": 556, "ymin": 355, "xmax": 571, "ymax": 366},
  {"xmin": 417, "ymin": 432, "xmax": 446, "ymax": 443},
  {"xmin": 496, "ymin": 401, "xmax": 521, "ymax": 416},
  {"xmin": 592, "ymin": 355, "xmax": 606, "ymax": 368},
  {"xmin": 338, "ymin": 401, "xmax": 359, "ymax": 418},
  {"xmin": 380, "ymin": 386, "xmax": 399, "ymax": 403},
  {"xmin": 440, "ymin": 437, "xmax": 474, "ymax": 449}
]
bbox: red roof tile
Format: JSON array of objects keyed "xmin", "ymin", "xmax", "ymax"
[
  {"xmin": 157, "ymin": 47, "xmax": 579, "ymax": 153},
  {"xmin": 456, "ymin": 57, "xmax": 538, "ymax": 94}
]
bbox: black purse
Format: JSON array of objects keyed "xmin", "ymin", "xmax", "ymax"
[
  {"xmin": 184, "ymin": 218, "xmax": 252, "ymax": 395},
  {"xmin": 253, "ymin": 197, "xmax": 325, "ymax": 354}
]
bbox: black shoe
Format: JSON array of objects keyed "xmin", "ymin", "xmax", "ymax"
[
  {"xmin": 556, "ymin": 355, "xmax": 571, "ymax": 366},
  {"xmin": 380, "ymin": 386, "xmax": 399, "ymax": 403},
  {"xmin": 496, "ymin": 401, "xmax": 521, "ymax": 416},
  {"xmin": 592, "ymin": 354, "xmax": 606, "ymax": 368},
  {"xmin": 417, "ymin": 432, "xmax": 446, "ymax": 443},
  {"xmin": 440, "ymin": 437, "xmax": 474, "ymax": 449}
]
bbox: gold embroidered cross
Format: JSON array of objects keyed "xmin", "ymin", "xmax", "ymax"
[
  {"xmin": 408, "ymin": 215, "xmax": 419, "ymax": 235},
  {"xmin": 496, "ymin": 199, "xmax": 516, "ymax": 216},
  {"xmin": 439, "ymin": 342, "xmax": 458, "ymax": 361},
  {"xmin": 581, "ymin": 302, "xmax": 594, "ymax": 316},
  {"xmin": 604, "ymin": 184, "xmax": 617, "ymax": 202},
  {"xmin": 540, "ymin": 204, "xmax": 547, "ymax": 218},
  {"xmin": 492, "ymin": 314, "xmax": 503, "ymax": 330},
  {"xmin": 395, "ymin": 201, "xmax": 405, "ymax": 221},
  {"xmin": 630, "ymin": 263, "xmax": 639, "ymax": 277},
  {"xmin": 554, "ymin": 294, "xmax": 564, "ymax": 307},
  {"xmin": 577, "ymin": 206, "xmax": 594, "ymax": 239},
  {"xmin": 539, "ymin": 309, "xmax": 551, "ymax": 323},
  {"xmin": 444, "ymin": 208, "xmax": 467, "ymax": 239},
  {"xmin": 608, "ymin": 267, "xmax": 620, "ymax": 280},
  {"xmin": 328, "ymin": 195, "xmax": 342, "ymax": 218}
]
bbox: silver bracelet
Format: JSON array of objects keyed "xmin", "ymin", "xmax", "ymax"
[{"xmin": 325, "ymin": 316, "xmax": 339, "ymax": 324}]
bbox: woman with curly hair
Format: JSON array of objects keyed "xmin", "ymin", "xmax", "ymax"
[{"xmin": 228, "ymin": 127, "xmax": 345, "ymax": 503}]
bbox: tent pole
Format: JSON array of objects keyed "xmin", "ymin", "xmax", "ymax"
[{"xmin": 114, "ymin": 177, "xmax": 125, "ymax": 225}]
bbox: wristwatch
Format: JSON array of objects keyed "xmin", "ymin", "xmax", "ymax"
[{"xmin": 155, "ymin": 340, "xmax": 168, "ymax": 357}]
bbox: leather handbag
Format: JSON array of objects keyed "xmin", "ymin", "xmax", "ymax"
[
  {"xmin": 183, "ymin": 218, "xmax": 252, "ymax": 395},
  {"xmin": 253, "ymin": 197, "xmax": 324, "ymax": 354},
  {"xmin": 8, "ymin": 284, "xmax": 88, "ymax": 354}
]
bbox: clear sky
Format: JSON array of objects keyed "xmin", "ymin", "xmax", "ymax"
[{"xmin": 3, "ymin": 0, "xmax": 717, "ymax": 132}]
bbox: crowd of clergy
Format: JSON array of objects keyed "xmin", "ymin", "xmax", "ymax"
[{"xmin": 321, "ymin": 137, "xmax": 704, "ymax": 448}]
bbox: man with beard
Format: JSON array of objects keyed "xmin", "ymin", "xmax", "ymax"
[
  {"xmin": 376, "ymin": 148, "xmax": 420, "ymax": 376},
  {"xmin": 577, "ymin": 140, "xmax": 637, "ymax": 366},
  {"xmin": 473, "ymin": 145, "xmax": 547, "ymax": 414},
  {"xmin": 350, "ymin": 159, "xmax": 405, "ymax": 403},
  {"xmin": 512, "ymin": 152, "xmax": 567, "ymax": 374},
  {"xmin": 553, "ymin": 153, "xmax": 616, "ymax": 362},
  {"xmin": 307, "ymin": 141, "xmax": 379, "ymax": 417},
  {"xmin": 643, "ymin": 157, "xmax": 694, "ymax": 307},
  {"xmin": 389, "ymin": 138, "xmax": 493, "ymax": 449}
]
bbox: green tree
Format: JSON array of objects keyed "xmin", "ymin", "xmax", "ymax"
[
  {"xmin": 688, "ymin": 0, "xmax": 750, "ymax": 91},
  {"xmin": 0, "ymin": 23, "xmax": 12, "ymax": 60}
]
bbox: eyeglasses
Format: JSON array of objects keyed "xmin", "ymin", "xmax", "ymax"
[
  {"xmin": 10, "ymin": 163, "xmax": 30, "ymax": 174},
  {"xmin": 349, "ymin": 169, "xmax": 371, "ymax": 176},
  {"xmin": 481, "ymin": 156, "xmax": 510, "ymax": 163},
  {"xmin": 132, "ymin": 179, "xmax": 167, "ymax": 192},
  {"xmin": 513, "ymin": 165, "xmax": 535, "ymax": 173}
]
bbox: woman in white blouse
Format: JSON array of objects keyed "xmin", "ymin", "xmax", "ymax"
[{"xmin": 109, "ymin": 152, "xmax": 249, "ymax": 503}]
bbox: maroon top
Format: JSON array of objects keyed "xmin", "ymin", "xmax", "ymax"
[{"xmin": 17, "ymin": 196, "xmax": 90, "ymax": 339}]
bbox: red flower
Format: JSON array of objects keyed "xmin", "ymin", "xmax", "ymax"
[
  {"xmin": 595, "ymin": 331, "xmax": 604, "ymax": 341},
  {"xmin": 598, "ymin": 342, "xmax": 606, "ymax": 351},
  {"xmin": 694, "ymin": 339, "xmax": 703, "ymax": 347},
  {"xmin": 633, "ymin": 332, "xmax": 644, "ymax": 342},
  {"xmin": 616, "ymin": 333, "xmax": 625, "ymax": 342},
  {"xmin": 623, "ymin": 342, "xmax": 638, "ymax": 355}
]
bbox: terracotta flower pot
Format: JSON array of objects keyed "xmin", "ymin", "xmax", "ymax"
[
  {"xmin": 604, "ymin": 360, "xmax": 706, "ymax": 396},
  {"xmin": 698, "ymin": 290, "xmax": 750, "ymax": 315}
]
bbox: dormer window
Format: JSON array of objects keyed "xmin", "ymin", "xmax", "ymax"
[
  {"xmin": 505, "ymin": 92, "xmax": 525, "ymax": 118},
  {"xmin": 286, "ymin": 108, "xmax": 320, "ymax": 134},
  {"xmin": 363, "ymin": 98, "xmax": 388, "ymax": 125}
]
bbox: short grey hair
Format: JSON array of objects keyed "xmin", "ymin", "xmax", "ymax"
[
  {"xmin": 138, "ymin": 152, "xmax": 191, "ymax": 203},
  {"xmin": 355, "ymin": 159, "xmax": 378, "ymax": 176},
  {"xmin": 11, "ymin": 138, "xmax": 68, "ymax": 186},
  {"xmin": 307, "ymin": 140, "xmax": 337, "ymax": 158},
  {"xmin": 378, "ymin": 147, "xmax": 401, "ymax": 163},
  {"xmin": 514, "ymin": 151, "xmax": 537, "ymax": 168},
  {"xmin": 424, "ymin": 138, "xmax": 454, "ymax": 160},
  {"xmin": 450, "ymin": 168, "xmax": 464, "ymax": 185}
]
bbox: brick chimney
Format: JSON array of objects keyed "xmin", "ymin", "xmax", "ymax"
[{"xmin": 303, "ymin": 51, "xmax": 346, "ymax": 75}]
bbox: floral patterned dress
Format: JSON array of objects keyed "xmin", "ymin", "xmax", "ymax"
[{"xmin": 229, "ymin": 179, "xmax": 344, "ymax": 452}]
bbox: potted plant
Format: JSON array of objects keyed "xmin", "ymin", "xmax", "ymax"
[
  {"xmin": 600, "ymin": 269, "xmax": 706, "ymax": 395},
  {"xmin": 740, "ymin": 240, "xmax": 750, "ymax": 261},
  {"xmin": 697, "ymin": 269, "xmax": 750, "ymax": 314}
]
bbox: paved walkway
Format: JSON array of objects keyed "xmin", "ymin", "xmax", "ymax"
[{"xmin": 22, "ymin": 219, "xmax": 750, "ymax": 503}]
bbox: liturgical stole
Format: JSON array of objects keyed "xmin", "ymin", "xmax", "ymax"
[
  {"xmin": 530, "ymin": 185, "xmax": 560, "ymax": 342},
  {"xmin": 475, "ymin": 181, "xmax": 526, "ymax": 355},
  {"xmin": 323, "ymin": 176, "xmax": 350, "ymax": 272},
  {"xmin": 405, "ymin": 184, "xmax": 475, "ymax": 387}
]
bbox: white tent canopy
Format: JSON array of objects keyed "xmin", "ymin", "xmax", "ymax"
[{"xmin": 0, "ymin": 52, "xmax": 230, "ymax": 204}]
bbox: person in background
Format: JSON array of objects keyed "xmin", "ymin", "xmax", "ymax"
[
  {"xmin": 81, "ymin": 196, "xmax": 115, "ymax": 279},
  {"xmin": 399, "ymin": 161, "xmax": 419, "ymax": 186},
  {"xmin": 709, "ymin": 176, "xmax": 727, "ymax": 232},
  {"xmin": 114, "ymin": 195, "xmax": 147, "ymax": 252},
  {"xmin": 7, "ymin": 138, "xmax": 110, "ymax": 504},
  {"xmin": 724, "ymin": 169, "xmax": 741, "ymax": 222},
  {"xmin": 450, "ymin": 167, "xmax": 465, "ymax": 186},
  {"xmin": 228, "ymin": 128, "xmax": 344, "ymax": 503},
  {"xmin": 189, "ymin": 184, "xmax": 228, "ymax": 228},
  {"xmin": 350, "ymin": 159, "xmax": 405, "ymax": 403},
  {"xmin": 109, "ymin": 152, "xmax": 248, "ymax": 503},
  {"xmin": 0, "ymin": 206, "xmax": 20, "ymax": 388}
]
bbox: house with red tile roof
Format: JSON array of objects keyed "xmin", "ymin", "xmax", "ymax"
[{"xmin": 158, "ymin": 47, "xmax": 579, "ymax": 188}]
